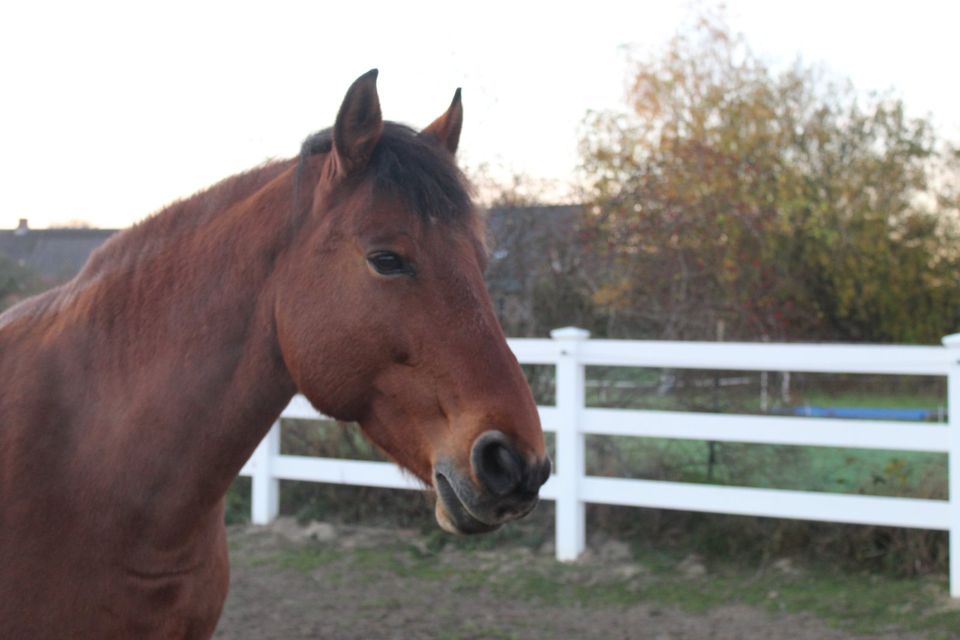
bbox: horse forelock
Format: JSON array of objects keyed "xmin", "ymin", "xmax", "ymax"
[{"xmin": 299, "ymin": 122, "xmax": 477, "ymax": 227}]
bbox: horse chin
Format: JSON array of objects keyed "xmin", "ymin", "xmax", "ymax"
[{"xmin": 434, "ymin": 474, "xmax": 500, "ymax": 535}]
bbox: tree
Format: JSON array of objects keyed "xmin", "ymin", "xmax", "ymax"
[
  {"xmin": 0, "ymin": 255, "xmax": 41, "ymax": 312},
  {"xmin": 579, "ymin": 9, "xmax": 960, "ymax": 343}
]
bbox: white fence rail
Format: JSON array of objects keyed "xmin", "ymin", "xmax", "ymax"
[{"xmin": 240, "ymin": 328, "xmax": 960, "ymax": 597}]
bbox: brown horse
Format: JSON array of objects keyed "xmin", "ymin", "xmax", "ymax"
[{"xmin": 0, "ymin": 70, "xmax": 549, "ymax": 639}]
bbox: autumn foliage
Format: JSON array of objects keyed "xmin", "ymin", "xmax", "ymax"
[{"xmin": 577, "ymin": 12, "xmax": 960, "ymax": 343}]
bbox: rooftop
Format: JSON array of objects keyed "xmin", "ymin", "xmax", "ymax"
[{"xmin": 0, "ymin": 219, "xmax": 118, "ymax": 283}]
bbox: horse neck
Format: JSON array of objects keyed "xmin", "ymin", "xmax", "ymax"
[{"xmin": 71, "ymin": 161, "xmax": 302, "ymax": 531}]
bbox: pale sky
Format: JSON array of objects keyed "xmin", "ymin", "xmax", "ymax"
[{"xmin": 1, "ymin": 0, "xmax": 957, "ymax": 229}]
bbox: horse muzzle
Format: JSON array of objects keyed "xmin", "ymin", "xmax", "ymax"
[{"xmin": 433, "ymin": 430, "xmax": 551, "ymax": 535}]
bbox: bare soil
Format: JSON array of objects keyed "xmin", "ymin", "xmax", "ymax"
[{"xmin": 213, "ymin": 520, "xmax": 929, "ymax": 640}]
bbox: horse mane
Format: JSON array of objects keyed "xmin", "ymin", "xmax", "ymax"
[
  {"xmin": 299, "ymin": 122, "xmax": 475, "ymax": 223},
  {"xmin": 80, "ymin": 159, "xmax": 296, "ymax": 280}
]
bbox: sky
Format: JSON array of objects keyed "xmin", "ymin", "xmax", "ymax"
[{"xmin": 1, "ymin": 0, "xmax": 957, "ymax": 229}]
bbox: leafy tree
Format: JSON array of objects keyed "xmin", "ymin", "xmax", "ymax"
[
  {"xmin": 579, "ymin": 9, "xmax": 960, "ymax": 343},
  {"xmin": 0, "ymin": 255, "xmax": 41, "ymax": 312}
]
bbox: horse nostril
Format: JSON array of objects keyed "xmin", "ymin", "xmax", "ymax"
[
  {"xmin": 523, "ymin": 455, "xmax": 551, "ymax": 494},
  {"xmin": 472, "ymin": 432, "xmax": 523, "ymax": 497}
]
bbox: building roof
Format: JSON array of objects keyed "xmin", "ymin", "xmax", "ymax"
[{"xmin": 484, "ymin": 204, "xmax": 583, "ymax": 295}]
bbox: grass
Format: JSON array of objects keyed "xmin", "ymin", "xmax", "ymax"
[
  {"xmin": 258, "ymin": 530, "xmax": 960, "ymax": 638},
  {"xmin": 585, "ymin": 435, "xmax": 947, "ymax": 498},
  {"xmin": 798, "ymin": 391, "xmax": 944, "ymax": 410},
  {"xmin": 582, "ymin": 367, "xmax": 946, "ymax": 415},
  {"xmin": 276, "ymin": 545, "xmax": 340, "ymax": 572}
]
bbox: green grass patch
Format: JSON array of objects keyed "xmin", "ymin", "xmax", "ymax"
[
  {"xmin": 586, "ymin": 435, "xmax": 947, "ymax": 498},
  {"xmin": 274, "ymin": 544, "xmax": 340, "ymax": 572},
  {"xmin": 582, "ymin": 367, "xmax": 946, "ymax": 417},
  {"xmin": 798, "ymin": 391, "xmax": 944, "ymax": 410}
]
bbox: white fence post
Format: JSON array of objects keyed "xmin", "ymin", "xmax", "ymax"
[
  {"xmin": 943, "ymin": 334, "xmax": 960, "ymax": 598},
  {"xmin": 551, "ymin": 326, "xmax": 590, "ymax": 561},
  {"xmin": 251, "ymin": 420, "xmax": 281, "ymax": 524}
]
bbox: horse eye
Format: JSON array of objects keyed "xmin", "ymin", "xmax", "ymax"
[{"xmin": 368, "ymin": 251, "xmax": 411, "ymax": 276}]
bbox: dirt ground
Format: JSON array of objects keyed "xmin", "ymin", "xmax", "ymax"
[{"xmin": 213, "ymin": 520, "xmax": 931, "ymax": 640}]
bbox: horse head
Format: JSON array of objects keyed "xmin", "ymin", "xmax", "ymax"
[{"xmin": 274, "ymin": 70, "xmax": 550, "ymax": 534}]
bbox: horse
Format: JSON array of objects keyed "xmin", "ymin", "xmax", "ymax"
[{"xmin": 0, "ymin": 70, "xmax": 550, "ymax": 639}]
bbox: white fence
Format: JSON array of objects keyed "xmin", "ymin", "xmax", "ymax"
[{"xmin": 239, "ymin": 328, "xmax": 960, "ymax": 597}]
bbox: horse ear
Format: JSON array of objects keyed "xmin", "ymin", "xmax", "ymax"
[
  {"xmin": 421, "ymin": 88, "xmax": 463, "ymax": 155},
  {"xmin": 332, "ymin": 69, "xmax": 384, "ymax": 177}
]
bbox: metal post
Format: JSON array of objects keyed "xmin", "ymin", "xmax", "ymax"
[
  {"xmin": 251, "ymin": 420, "xmax": 281, "ymax": 524},
  {"xmin": 943, "ymin": 334, "xmax": 960, "ymax": 598},
  {"xmin": 551, "ymin": 326, "xmax": 590, "ymax": 561}
]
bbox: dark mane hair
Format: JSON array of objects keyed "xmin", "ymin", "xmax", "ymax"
[{"xmin": 299, "ymin": 122, "xmax": 473, "ymax": 222}]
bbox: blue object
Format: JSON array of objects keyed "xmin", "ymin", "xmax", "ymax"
[{"xmin": 789, "ymin": 406, "xmax": 933, "ymax": 421}]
